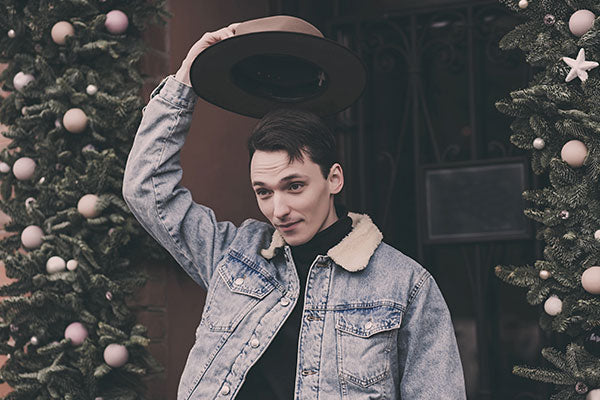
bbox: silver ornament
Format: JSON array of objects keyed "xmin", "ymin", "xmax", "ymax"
[
  {"xmin": 66, "ymin": 259, "xmax": 78, "ymax": 271},
  {"xmin": 21, "ymin": 107, "xmax": 27, "ymax": 116},
  {"xmin": 559, "ymin": 210, "xmax": 570, "ymax": 219},
  {"xmin": 30, "ymin": 336, "xmax": 38, "ymax": 345},
  {"xmin": 54, "ymin": 119, "xmax": 62, "ymax": 129},
  {"xmin": 86, "ymin": 84, "xmax": 98, "ymax": 95},
  {"xmin": 25, "ymin": 197, "xmax": 35, "ymax": 208},
  {"xmin": 533, "ymin": 137, "xmax": 545, "ymax": 149},
  {"xmin": 576, "ymin": 382, "xmax": 589, "ymax": 394},
  {"xmin": 7, "ymin": 29, "xmax": 15, "ymax": 38},
  {"xmin": 539, "ymin": 270, "xmax": 551, "ymax": 280},
  {"xmin": 105, "ymin": 291, "xmax": 113, "ymax": 301},
  {"xmin": 38, "ymin": 177, "xmax": 45, "ymax": 184},
  {"xmin": 595, "ymin": 230, "xmax": 600, "ymax": 240},
  {"xmin": 518, "ymin": 0, "xmax": 528, "ymax": 9},
  {"xmin": 544, "ymin": 14, "xmax": 556, "ymax": 25}
]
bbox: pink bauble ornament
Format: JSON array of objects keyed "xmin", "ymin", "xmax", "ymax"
[
  {"xmin": 569, "ymin": 10, "xmax": 596, "ymax": 37},
  {"xmin": 104, "ymin": 344, "xmax": 129, "ymax": 367},
  {"xmin": 46, "ymin": 256, "xmax": 66, "ymax": 274},
  {"xmin": 62, "ymin": 108, "xmax": 88, "ymax": 134},
  {"xmin": 0, "ymin": 162, "xmax": 10, "ymax": 173},
  {"xmin": 13, "ymin": 157, "xmax": 36, "ymax": 180},
  {"xmin": 64, "ymin": 322, "xmax": 88, "ymax": 345},
  {"xmin": 582, "ymin": 266, "xmax": 600, "ymax": 294},
  {"xmin": 13, "ymin": 72, "xmax": 35, "ymax": 92},
  {"xmin": 7, "ymin": 29, "xmax": 16, "ymax": 38},
  {"xmin": 105, "ymin": 291, "xmax": 113, "ymax": 301},
  {"xmin": 21, "ymin": 225, "xmax": 43, "ymax": 249},
  {"xmin": 30, "ymin": 336, "xmax": 38, "ymax": 345},
  {"xmin": 595, "ymin": 230, "xmax": 600, "ymax": 240},
  {"xmin": 518, "ymin": 0, "xmax": 528, "ymax": 9},
  {"xmin": 533, "ymin": 137, "xmax": 545, "ymax": 149},
  {"xmin": 86, "ymin": 84, "xmax": 98, "ymax": 95},
  {"xmin": 50, "ymin": 21, "xmax": 74, "ymax": 45},
  {"xmin": 66, "ymin": 259, "xmax": 78, "ymax": 271},
  {"xmin": 588, "ymin": 389, "xmax": 600, "ymax": 400},
  {"xmin": 105, "ymin": 10, "xmax": 129, "ymax": 34},
  {"xmin": 77, "ymin": 194, "xmax": 100, "ymax": 218},
  {"xmin": 544, "ymin": 295, "xmax": 562, "ymax": 316},
  {"xmin": 539, "ymin": 270, "xmax": 551, "ymax": 280},
  {"xmin": 561, "ymin": 140, "xmax": 587, "ymax": 167}
]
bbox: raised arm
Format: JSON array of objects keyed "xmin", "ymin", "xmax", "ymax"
[{"xmin": 122, "ymin": 24, "xmax": 240, "ymax": 290}]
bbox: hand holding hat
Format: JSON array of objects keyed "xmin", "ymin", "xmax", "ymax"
[
  {"xmin": 187, "ymin": 15, "xmax": 366, "ymax": 118},
  {"xmin": 175, "ymin": 23, "xmax": 240, "ymax": 86}
]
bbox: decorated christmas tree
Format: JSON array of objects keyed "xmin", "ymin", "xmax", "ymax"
[
  {"xmin": 0, "ymin": 1, "xmax": 166, "ymax": 398},
  {"xmin": 495, "ymin": 0, "xmax": 600, "ymax": 398}
]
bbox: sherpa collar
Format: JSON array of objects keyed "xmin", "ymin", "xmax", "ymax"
[{"xmin": 260, "ymin": 212, "xmax": 383, "ymax": 272}]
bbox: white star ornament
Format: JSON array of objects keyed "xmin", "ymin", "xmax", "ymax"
[{"xmin": 562, "ymin": 48, "xmax": 599, "ymax": 82}]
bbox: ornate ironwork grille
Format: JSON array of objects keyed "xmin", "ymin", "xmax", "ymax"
[{"xmin": 327, "ymin": 2, "xmax": 553, "ymax": 399}]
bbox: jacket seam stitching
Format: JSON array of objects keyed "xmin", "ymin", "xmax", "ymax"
[
  {"xmin": 406, "ymin": 271, "xmax": 431, "ymax": 308},
  {"xmin": 150, "ymin": 108, "xmax": 204, "ymax": 284}
]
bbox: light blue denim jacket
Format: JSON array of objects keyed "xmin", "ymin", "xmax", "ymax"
[{"xmin": 122, "ymin": 76, "xmax": 467, "ymax": 400}]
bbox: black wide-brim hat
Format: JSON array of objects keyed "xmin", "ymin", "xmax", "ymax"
[{"xmin": 189, "ymin": 15, "xmax": 367, "ymax": 118}]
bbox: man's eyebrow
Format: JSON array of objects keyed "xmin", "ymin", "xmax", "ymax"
[{"xmin": 252, "ymin": 174, "xmax": 308, "ymax": 187}]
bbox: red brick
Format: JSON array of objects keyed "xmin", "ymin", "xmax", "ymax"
[
  {"xmin": 137, "ymin": 310, "xmax": 167, "ymax": 339},
  {"xmin": 133, "ymin": 278, "xmax": 167, "ymax": 307},
  {"xmin": 143, "ymin": 23, "xmax": 169, "ymax": 53},
  {"xmin": 143, "ymin": 373, "xmax": 167, "ymax": 400},
  {"xmin": 141, "ymin": 49, "xmax": 170, "ymax": 79}
]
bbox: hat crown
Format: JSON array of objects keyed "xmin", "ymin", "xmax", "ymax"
[{"xmin": 235, "ymin": 15, "xmax": 324, "ymax": 38}]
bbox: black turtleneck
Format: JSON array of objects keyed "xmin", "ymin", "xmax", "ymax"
[{"xmin": 236, "ymin": 207, "xmax": 352, "ymax": 399}]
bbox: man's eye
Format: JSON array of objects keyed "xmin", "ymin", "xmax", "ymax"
[
  {"xmin": 256, "ymin": 189, "xmax": 269, "ymax": 196},
  {"xmin": 289, "ymin": 182, "xmax": 304, "ymax": 191}
]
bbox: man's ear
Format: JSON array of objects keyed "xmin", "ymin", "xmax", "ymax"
[{"xmin": 328, "ymin": 163, "xmax": 344, "ymax": 194}]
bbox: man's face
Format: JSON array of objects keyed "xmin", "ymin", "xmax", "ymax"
[{"xmin": 250, "ymin": 150, "xmax": 343, "ymax": 246}]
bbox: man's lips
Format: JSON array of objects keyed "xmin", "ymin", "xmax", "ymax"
[{"xmin": 277, "ymin": 221, "xmax": 301, "ymax": 231}]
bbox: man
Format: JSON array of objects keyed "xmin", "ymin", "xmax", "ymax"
[{"xmin": 123, "ymin": 22, "xmax": 466, "ymax": 400}]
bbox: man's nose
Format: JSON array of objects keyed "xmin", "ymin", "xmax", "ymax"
[{"xmin": 273, "ymin": 193, "xmax": 291, "ymax": 219}]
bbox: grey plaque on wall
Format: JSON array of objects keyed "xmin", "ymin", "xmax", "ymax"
[{"xmin": 421, "ymin": 158, "xmax": 531, "ymax": 244}]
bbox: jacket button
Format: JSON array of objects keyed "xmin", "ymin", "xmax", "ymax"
[
  {"xmin": 234, "ymin": 277, "xmax": 244, "ymax": 286},
  {"xmin": 279, "ymin": 298, "xmax": 290, "ymax": 307},
  {"xmin": 365, "ymin": 321, "xmax": 373, "ymax": 330},
  {"xmin": 220, "ymin": 385, "xmax": 230, "ymax": 395},
  {"xmin": 250, "ymin": 337, "xmax": 260, "ymax": 348}
]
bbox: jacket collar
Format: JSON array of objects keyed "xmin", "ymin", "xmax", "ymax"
[{"xmin": 260, "ymin": 212, "xmax": 383, "ymax": 272}]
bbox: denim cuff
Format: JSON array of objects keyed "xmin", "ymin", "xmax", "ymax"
[{"xmin": 151, "ymin": 75, "xmax": 198, "ymax": 111}]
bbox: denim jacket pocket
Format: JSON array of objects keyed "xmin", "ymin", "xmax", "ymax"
[
  {"xmin": 201, "ymin": 256, "xmax": 275, "ymax": 333},
  {"xmin": 335, "ymin": 304, "xmax": 403, "ymax": 392}
]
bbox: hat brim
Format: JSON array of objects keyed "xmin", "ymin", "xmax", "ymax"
[{"xmin": 189, "ymin": 31, "xmax": 367, "ymax": 118}]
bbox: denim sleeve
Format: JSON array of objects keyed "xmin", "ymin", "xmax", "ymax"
[
  {"xmin": 123, "ymin": 75, "xmax": 238, "ymax": 290},
  {"xmin": 397, "ymin": 272, "xmax": 467, "ymax": 399}
]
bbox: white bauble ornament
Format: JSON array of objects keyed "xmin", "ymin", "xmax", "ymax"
[
  {"xmin": 30, "ymin": 336, "xmax": 38, "ymax": 345},
  {"xmin": 12, "ymin": 157, "xmax": 36, "ymax": 180},
  {"xmin": 86, "ymin": 84, "xmax": 98, "ymax": 95},
  {"xmin": 21, "ymin": 225, "xmax": 43, "ymax": 249},
  {"xmin": 77, "ymin": 194, "xmax": 100, "ymax": 218},
  {"xmin": 62, "ymin": 108, "xmax": 88, "ymax": 134},
  {"xmin": 50, "ymin": 21, "xmax": 74, "ymax": 45},
  {"xmin": 104, "ymin": 344, "xmax": 129, "ymax": 367},
  {"xmin": 569, "ymin": 10, "xmax": 596, "ymax": 37},
  {"xmin": 518, "ymin": 0, "xmax": 528, "ymax": 9},
  {"xmin": 561, "ymin": 140, "xmax": 587, "ymax": 167},
  {"xmin": 0, "ymin": 162, "xmax": 10, "ymax": 173},
  {"xmin": 13, "ymin": 72, "xmax": 35, "ymax": 92},
  {"xmin": 64, "ymin": 322, "xmax": 88, "ymax": 345},
  {"xmin": 105, "ymin": 10, "xmax": 129, "ymax": 34},
  {"xmin": 539, "ymin": 270, "xmax": 551, "ymax": 280},
  {"xmin": 7, "ymin": 29, "xmax": 15, "ymax": 38},
  {"xmin": 544, "ymin": 295, "xmax": 563, "ymax": 316},
  {"xmin": 582, "ymin": 266, "xmax": 600, "ymax": 294},
  {"xmin": 587, "ymin": 389, "xmax": 600, "ymax": 400},
  {"xmin": 533, "ymin": 137, "xmax": 545, "ymax": 150},
  {"xmin": 66, "ymin": 259, "xmax": 78, "ymax": 271},
  {"xmin": 46, "ymin": 256, "xmax": 66, "ymax": 274}
]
